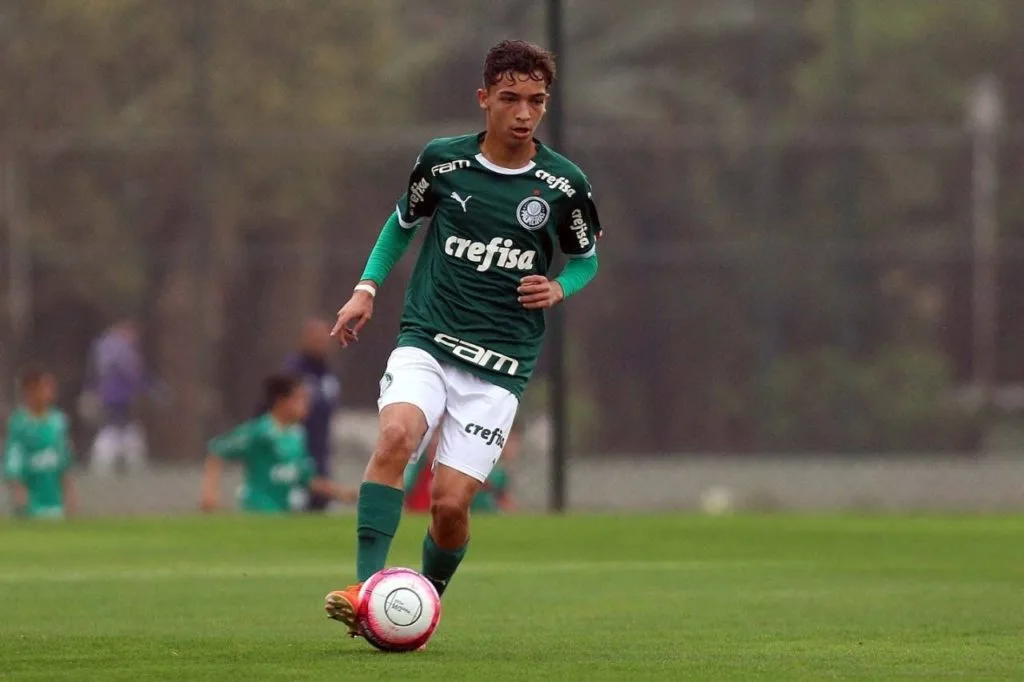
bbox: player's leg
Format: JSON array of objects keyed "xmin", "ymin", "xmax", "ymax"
[
  {"xmin": 122, "ymin": 421, "xmax": 147, "ymax": 472},
  {"xmin": 356, "ymin": 402, "xmax": 428, "ymax": 579},
  {"xmin": 306, "ymin": 448, "xmax": 331, "ymax": 512},
  {"xmin": 325, "ymin": 347, "xmax": 446, "ymax": 633},
  {"xmin": 89, "ymin": 408, "xmax": 123, "ymax": 476},
  {"xmin": 423, "ymin": 464, "xmax": 480, "ymax": 597},
  {"xmin": 422, "ymin": 366, "xmax": 518, "ymax": 597}
]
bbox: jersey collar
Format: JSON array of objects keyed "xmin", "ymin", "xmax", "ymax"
[
  {"xmin": 474, "ymin": 131, "xmax": 540, "ymax": 175},
  {"xmin": 474, "ymin": 153, "xmax": 536, "ymax": 175}
]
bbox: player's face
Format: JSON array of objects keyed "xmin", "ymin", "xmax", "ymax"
[
  {"xmin": 26, "ymin": 376, "xmax": 56, "ymax": 410},
  {"xmin": 282, "ymin": 386, "xmax": 310, "ymax": 424},
  {"xmin": 478, "ymin": 72, "xmax": 549, "ymax": 147}
]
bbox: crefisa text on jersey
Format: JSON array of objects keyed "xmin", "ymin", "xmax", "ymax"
[
  {"xmin": 570, "ymin": 208, "xmax": 591, "ymax": 249},
  {"xmin": 409, "ymin": 177, "xmax": 430, "ymax": 212},
  {"xmin": 534, "ymin": 169, "xmax": 576, "ymax": 197}
]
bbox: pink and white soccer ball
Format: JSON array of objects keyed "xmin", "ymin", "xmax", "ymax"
[{"xmin": 357, "ymin": 567, "xmax": 441, "ymax": 652}]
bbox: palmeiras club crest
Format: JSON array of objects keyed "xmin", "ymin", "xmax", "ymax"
[{"xmin": 516, "ymin": 196, "xmax": 550, "ymax": 231}]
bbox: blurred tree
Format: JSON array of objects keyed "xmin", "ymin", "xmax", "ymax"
[{"xmin": 0, "ymin": 0, "xmax": 424, "ymax": 458}]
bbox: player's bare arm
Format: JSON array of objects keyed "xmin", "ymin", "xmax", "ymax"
[
  {"xmin": 199, "ymin": 454, "xmax": 223, "ymax": 512},
  {"xmin": 10, "ymin": 481, "xmax": 28, "ymax": 514},
  {"xmin": 309, "ymin": 477, "xmax": 358, "ymax": 504}
]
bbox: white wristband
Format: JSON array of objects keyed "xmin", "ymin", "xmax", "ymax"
[{"xmin": 354, "ymin": 283, "xmax": 377, "ymax": 298}]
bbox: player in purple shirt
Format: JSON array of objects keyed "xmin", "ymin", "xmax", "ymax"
[{"xmin": 83, "ymin": 320, "xmax": 150, "ymax": 475}]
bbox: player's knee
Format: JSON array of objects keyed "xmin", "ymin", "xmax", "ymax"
[
  {"xmin": 429, "ymin": 495, "xmax": 469, "ymax": 533},
  {"xmin": 376, "ymin": 421, "xmax": 419, "ymax": 462}
]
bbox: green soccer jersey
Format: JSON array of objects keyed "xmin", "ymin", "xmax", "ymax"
[
  {"xmin": 3, "ymin": 407, "xmax": 73, "ymax": 519},
  {"xmin": 208, "ymin": 414, "xmax": 314, "ymax": 513},
  {"xmin": 393, "ymin": 133, "xmax": 601, "ymax": 398}
]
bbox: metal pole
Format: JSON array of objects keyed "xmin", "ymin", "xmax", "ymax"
[
  {"xmin": 752, "ymin": 3, "xmax": 780, "ymax": 447},
  {"xmin": 192, "ymin": 0, "xmax": 214, "ymax": 443},
  {"xmin": 835, "ymin": 0, "xmax": 858, "ymax": 353},
  {"xmin": 0, "ymin": 158, "xmax": 11, "ymax": 412},
  {"xmin": 967, "ymin": 75, "xmax": 1003, "ymax": 405},
  {"xmin": 546, "ymin": 0, "xmax": 567, "ymax": 513}
]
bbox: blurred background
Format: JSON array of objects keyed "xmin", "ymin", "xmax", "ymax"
[{"xmin": 1, "ymin": 0, "xmax": 1023, "ymax": 514}]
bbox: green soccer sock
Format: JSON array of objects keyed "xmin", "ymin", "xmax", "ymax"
[
  {"xmin": 356, "ymin": 482, "xmax": 405, "ymax": 582},
  {"xmin": 421, "ymin": 530, "xmax": 468, "ymax": 598}
]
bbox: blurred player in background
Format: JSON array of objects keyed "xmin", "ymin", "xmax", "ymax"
[
  {"xmin": 82, "ymin": 319, "xmax": 150, "ymax": 475},
  {"xmin": 325, "ymin": 40, "xmax": 601, "ymax": 639},
  {"xmin": 470, "ymin": 422, "xmax": 519, "ymax": 513},
  {"xmin": 283, "ymin": 319, "xmax": 342, "ymax": 513},
  {"xmin": 3, "ymin": 367, "xmax": 76, "ymax": 519},
  {"xmin": 404, "ymin": 422, "xmax": 520, "ymax": 514},
  {"xmin": 200, "ymin": 374, "xmax": 356, "ymax": 514}
]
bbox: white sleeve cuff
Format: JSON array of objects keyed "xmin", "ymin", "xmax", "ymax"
[{"xmin": 394, "ymin": 206, "xmax": 421, "ymax": 230}]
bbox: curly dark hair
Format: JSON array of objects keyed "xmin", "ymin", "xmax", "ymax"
[
  {"xmin": 263, "ymin": 374, "xmax": 301, "ymax": 408},
  {"xmin": 483, "ymin": 40, "xmax": 557, "ymax": 89}
]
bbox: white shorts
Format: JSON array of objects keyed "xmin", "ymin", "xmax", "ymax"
[{"xmin": 377, "ymin": 346, "xmax": 519, "ymax": 482}]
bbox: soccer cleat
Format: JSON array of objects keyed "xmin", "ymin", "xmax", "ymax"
[{"xmin": 324, "ymin": 584, "xmax": 363, "ymax": 638}]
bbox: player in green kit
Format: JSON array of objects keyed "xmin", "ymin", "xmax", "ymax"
[
  {"xmin": 324, "ymin": 40, "xmax": 601, "ymax": 640},
  {"xmin": 3, "ymin": 367, "xmax": 76, "ymax": 519},
  {"xmin": 200, "ymin": 375, "xmax": 356, "ymax": 514}
]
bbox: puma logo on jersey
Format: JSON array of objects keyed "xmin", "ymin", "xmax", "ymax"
[
  {"xmin": 534, "ymin": 169, "xmax": 576, "ymax": 197},
  {"xmin": 444, "ymin": 236, "xmax": 536, "ymax": 273},
  {"xmin": 450, "ymin": 192, "xmax": 472, "ymax": 212}
]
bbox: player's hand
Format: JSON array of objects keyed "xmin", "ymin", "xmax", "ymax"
[
  {"xmin": 517, "ymin": 275, "xmax": 564, "ymax": 309},
  {"xmin": 330, "ymin": 287, "xmax": 375, "ymax": 347}
]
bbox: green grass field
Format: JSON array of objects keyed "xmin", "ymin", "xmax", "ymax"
[{"xmin": 1, "ymin": 514, "xmax": 1022, "ymax": 681}]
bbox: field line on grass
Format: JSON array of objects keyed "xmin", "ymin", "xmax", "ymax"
[{"xmin": 0, "ymin": 559, "xmax": 803, "ymax": 584}]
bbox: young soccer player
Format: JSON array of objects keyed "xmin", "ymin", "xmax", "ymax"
[
  {"xmin": 200, "ymin": 375, "xmax": 356, "ymax": 514},
  {"xmin": 325, "ymin": 40, "xmax": 601, "ymax": 639},
  {"xmin": 3, "ymin": 367, "xmax": 76, "ymax": 519}
]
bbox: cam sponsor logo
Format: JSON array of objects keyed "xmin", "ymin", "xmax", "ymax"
[
  {"xmin": 534, "ymin": 170, "xmax": 576, "ymax": 197},
  {"xmin": 408, "ymin": 177, "xmax": 430, "ymax": 213},
  {"xmin": 431, "ymin": 159, "xmax": 471, "ymax": 176},
  {"xmin": 569, "ymin": 208, "xmax": 591, "ymax": 249},
  {"xmin": 465, "ymin": 423, "xmax": 507, "ymax": 449},
  {"xmin": 433, "ymin": 333, "xmax": 520, "ymax": 376},
  {"xmin": 517, "ymin": 196, "xmax": 550, "ymax": 230},
  {"xmin": 444, "ymin": 236, "xmax": 536, "ymax": 273}
]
